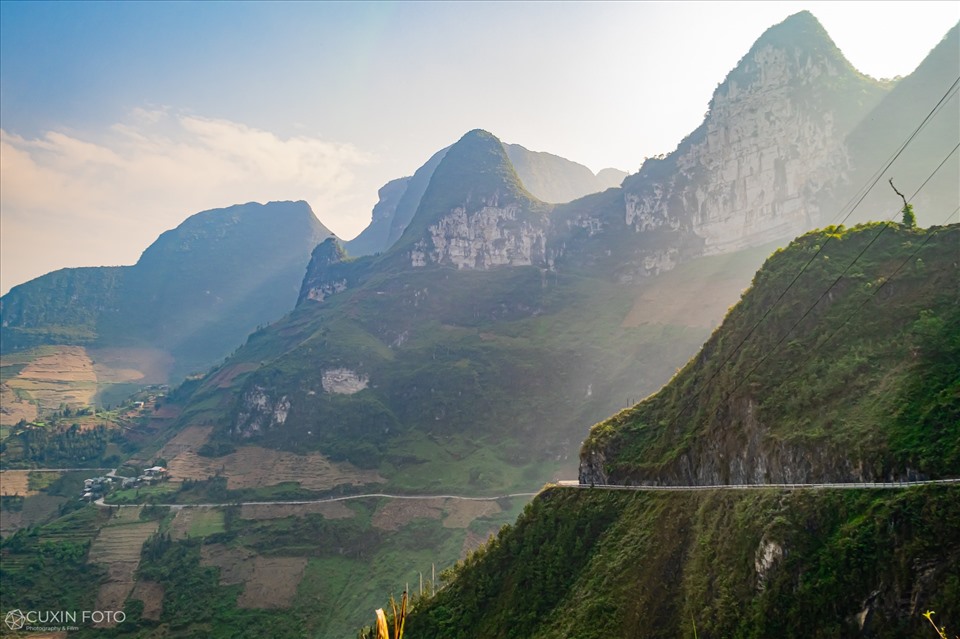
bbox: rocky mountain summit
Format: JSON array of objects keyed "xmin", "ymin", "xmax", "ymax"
[{"xmin": 344, "ymin": 140, "xmax": 626, "ymax": 258}]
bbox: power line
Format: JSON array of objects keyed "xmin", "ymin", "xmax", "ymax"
[
  {"xmin": 725, "ymin": 206, "xmax": 958, "ymax": 404},
  {"xmin": 810, "ymin": 205, "xmax": 959, "ymax": 354}
]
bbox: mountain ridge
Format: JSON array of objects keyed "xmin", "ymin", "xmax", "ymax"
[{"xmin": 0, "ymin": 200, "xmax": 332, "ymax": 379}]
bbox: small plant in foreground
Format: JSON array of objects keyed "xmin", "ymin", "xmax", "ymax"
[
  {"xmin": 358, "ymin": 592, "xmax": 407, "ymax": 639},
  {"xmin": 924, "ymin": 610, "xmax": 956, "ymax": 639}
]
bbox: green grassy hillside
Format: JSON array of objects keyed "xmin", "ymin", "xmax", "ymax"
[
  {"xmin": 407, "ymin": 485, "xmax": 960, "ymax": 638},
  {"xmin": 582, "ymin": 222, "xmax": 960, "ymax": 485}
]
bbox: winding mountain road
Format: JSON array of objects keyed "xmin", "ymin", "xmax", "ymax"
[
  {"xmin": 556, "ymin": 478, "xmax": 960, "ymax": 491},
  {"xmin": 95, "ymin": 491, "xmax": 541, "ymax": 509},
  {"xmin": 91, "ymin": 478, "xmax": 959, "ymax": 510}
]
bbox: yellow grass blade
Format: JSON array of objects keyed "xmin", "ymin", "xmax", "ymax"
[{"xmin": 375, "ymin": 608, "xmax": 389, "ymax": 639}]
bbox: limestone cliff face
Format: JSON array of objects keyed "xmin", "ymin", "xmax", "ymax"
[
  {"xmin": 321, "ymin": 368, "xmax": 368, "ymax": 395},
  {"xmin": 401, "ymin": 130, "xmax": 550, "ymax": 272},
  {"xmin": 298, "ymin": 238, "xmax": 350, "ymax": 304},
  {"xmin": 622, "ymin": 41, "xmax": 852, "ymax": 255},
  {"xmin": 234, "ymin": 384, "xmax": 291, "ymax": 438},
  {"xmin": 558, "ymin": 11, "xmax": 886, "ymax": 281},
  {"xmin": 578, "ymin": 393, "xmax": 929, "ymax": 486},
  {"xmin": 409, "ymin": 196, "xmax": 548, "ymax": 270}
]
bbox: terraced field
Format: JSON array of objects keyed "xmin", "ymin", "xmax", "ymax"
[
  {"xmin": 0, "ymin": 345, "xmax": 169, "ymax": 426},
  {"xmin": 87, "ymin": 511, "xmax": 159, "ymax": 627},
  {"xmin": 4, "ymin": 346, "xmax": 98, "ymax": 412},
  {"xmin": 166, "ymin": 445, "xmax": 385, "ymax": 491},
  {"xmin": 129, "ymin": 580, "xmax": 165, "ymax": 621},
  {"xmin": 236, "ymin": 557, "xmax": 308, "ymax": 609},
  {"xmin": 168, "ymin": 507, "xmax": 224, "ymax": 539},
  {"xmin": 0, "ymin": 381, "xmax": 38, "ymax": 426},
  {"xmin": 0, "ymin": 493, "xmax": 68, "ymax": 538},
  {"xmin": 152, "ymin": 424, "xmax": 213, "ymax": 461},
  {"xmin": 199, "ymin": 543, "xmax": 308, "ymax": 609},
  {"xmin": 0, "ymin": 470, "xmax": 37, "ymax": 496},
  {"xmin": 371, "ymin": 497, "xmax": 503, "ymax": 531},
  {"xmin": 239, "ymin": 501, "xmax": 354, "ymax": 520}
]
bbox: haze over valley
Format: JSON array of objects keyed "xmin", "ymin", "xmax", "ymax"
[{"xmin": 1, "ymin": 5, "xmax": 958, "ymax": 638}]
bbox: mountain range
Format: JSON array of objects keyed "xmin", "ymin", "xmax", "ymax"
[{"xmin": 0, "ymin": 11, "xmax": 957, "ymax": 639}]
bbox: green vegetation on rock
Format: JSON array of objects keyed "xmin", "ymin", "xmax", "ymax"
[
  {"xmin": 582, "ymin": 223, "xmax": 960, "ymax": 485},
  {"xmin": 407, "ymin": 486, "xmax": 960, "ymax": 638}
]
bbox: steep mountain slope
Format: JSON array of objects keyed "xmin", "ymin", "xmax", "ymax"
[
  {"xmin": 181, "ymin": 130, "xmax": 722, "ymax": 488},
  {"xmin": 407, "ymin": 223, "xmax": 960, "ymax": 638},
  {"xmin": 0, "ymin": 201, "xmax": 332, "ymax": 379},
  {"xmin": 408, "ymin": 486, "xmax": 959, "ymax": 639},
  {"xmin": 341, "ymin": 177, "xmax": 410, "ymax": 257},
  {"xmin": 551, "ymin": 11, "xmax": 891, "ymax": 282},
  {"xmin": 595, "ymin": 167, "xmax": 628, "ymax": 190},
  {"xmin": 581, "ymin": 222, "xmax": 960, "ymax": 485},
  {"xmin": 503, "ymin": 143, "xmax": 616, "ymax": 204}
]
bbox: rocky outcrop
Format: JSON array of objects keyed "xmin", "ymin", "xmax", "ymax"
[
  {"xmin": 616, "ymin": 12, "xmax": 885, "ymax": 261},
  {"xmin": 345, "ymin": 144, "xmax": 629, "ymax": 258},
  {"xmin": 410, "ymin": 199, "xmax": 548, "ymax": 270},
  {"xmin": 578, "ymin": 449, "xmax": 609, "ymax": 486},
  {"xmin": 234, "ymin": 385, "xmax": 291, "ymax": 438},
  {"xmin": 578, "ymin": 394, "xmax": 931, "ymax": 488},
  {"xmin": 321, "ymin": 369, "xmax": 368, "ymax": 395},
  {"xmin": 298, "ymin": 238, "xmax": 350, "ymax": 304},
  {"xmin": 755, "ymin": 538, "xmax": 784, "ymax": 590},
  {"xmin": 622, "ymin": 42, "xmax": 851, "ymax": 255},
  {"xmin": 402, "ymin": 130, "xmax": 550, "ymax": 272}
]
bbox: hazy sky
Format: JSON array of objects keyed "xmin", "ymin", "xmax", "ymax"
[{"xmin": 1, "ymin": 1, "xmax": 957, "ymax": 294}]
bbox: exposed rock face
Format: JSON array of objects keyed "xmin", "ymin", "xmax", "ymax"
[
  {"xmin": 234, "ymin": 385, "xmax": 291, "ymax": 438},
  {"xmin": 410, "ymin": 199, "xmax": 547, "ymax": 270},
  {"xmin": 577, "ymin": 393, "xmax": 926, "ymax": 488},
  {"xmin": 622, "ymin": 45, "xmax": 848, "ymax": 255},
  {"xmin": 298, "ymin": 238, "xmax": 350, "ymax": 304},
  {"xmin": 401, "ymin": 130, "xmax": 550, "ymax": 272},
  {"xmin": 755, "ymin": 538, "xmax": 784, "ymax": 590},
  {"xmin": 321, "ymin": 369, "xmax": 368, "ymax": 395},
  {"xmin": 578, "ymin": 450, "xmax": 609, "ymax": 486},
  {"xmin": 345, "ymin": 144, "xmax": 628, "ymax": 258}
]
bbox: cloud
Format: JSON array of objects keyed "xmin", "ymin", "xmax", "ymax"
[{"xmin": 0, "ymin": 109, "xmax": 375, "ymax": 294}]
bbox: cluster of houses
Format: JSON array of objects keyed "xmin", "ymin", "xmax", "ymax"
[
  {"xmin": 81, "ymin": 476, "xmax": 114, "ymax": 500},
  {"xmin": 80, "ymin": 466, "xmax": 168, "ymax": 500}
]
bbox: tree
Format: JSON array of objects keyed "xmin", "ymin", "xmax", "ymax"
[{"xmin": 889, "ymin": 178, "xmax": 916, "ymax": 228}]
